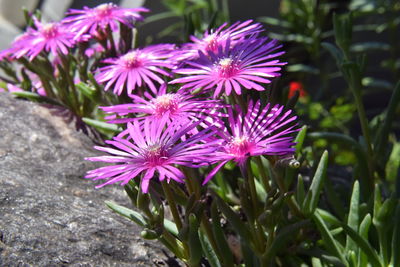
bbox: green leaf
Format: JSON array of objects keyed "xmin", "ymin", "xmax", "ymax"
[
  {"xmin": 124, "ymin": 181, "xmax": 138, "ymax": 206},
  {"xmin": 333, "ymin": 13, "xmax": 353, "ymax": 52},
  {"xmin": 324, "ymin": 178, "xmax": 346, "ymax": 219},
  {"xmin": 164, "ymin": 219, "xmax": 178, "ymax": 236},
  {"xmin": 140, "ymin": 228, "xmax": 160, "ymax": 239},
  {"xmin": 296, "ymin": 175, "xmax": 306, "ymax": 205},
  {"xmin": 215, "ymin": 194, "xmax": 253, "ymax": 245},
  {"xmin": 375, "ymin": 80, "xmax": 400, "ymax": 156},
  {"xmin": 362, "ymin": 77, "xmax": 393, "ymax": 90},
  {"xmin": 322, "ymin": 42, "xmax": 344, "ymax": 66},
  {"xmin": 341, "ymin": 223, "xmax": 382, "ymax": 267},
  {"xmin": 75, "ymin": 82, "xmax": 99, "ymax": 101},
  {"xmin": 302, "ymin": 151, "xmax": 328, "ymax": 215},
  {"xmin": 241, "ymin": 239, "xmax": 257, "ymax": 267},
  {"xmin": 105, "ymin": 201, "xmax": 146, "ymax": 226},
  {"xmin": 144, "ymin": 11, "xmax": 176, "ymax": 23},
  {"xmin": 375, "ymin": 198, "xmax": 396, "ymax": 226},
  {"xmin": 210, "ymin": 201, "xmax": 234, "ymax": 266},
  {"xmin": 358, "ymin": 213, "xmax": 372, "ymax": 267},
  {"xmin": 265, "ymin": 220, "xmax": 310, "ymax": 261},
  {"xmin": 254, "ymin": 178, "xmax": 267, "ymax": 202},
  {"xmin": 294, "ymin": 126, "xmax": 308, "ymax": 155},
  {"xmin": 373, "ymin": 187, "xmax": 382, "ymax": 223},
  {"xmin": 390, "ymin": 204, "xmax": 400, "ymax": 267},
  {"xmin": 350, "ymin": 42, "xmax": 390, "ymax": 53},
  {"xmin": 316, "ymin": 208, "xmax": 341, "ymax": 226},
  {"xmin": 307, "ymin": 132, "xmax": 369, "ymax": 190},
  {"xmin": 286, "ymin": 64, "xmax": 320, "ymax": 75},
  {"xmin": 199, "ymin": 231, "xmax": 221, "ymax": 267},
  {"xmin": 188, "ymin": 214, "xmax": 202, "ymax": 266},
  {"xmin": 258, "ymin": 16, "xmax": 291, "ymax": 27},
  {"xmin": 82, "ymin": 117, "xmax": 120, "ymax": 134},
  {"xmin": 269, "ymin": 32, "xmax": 313, "ymax": 44},
  {"xmin": 312, "ymin": 211, "xmax": 347, "ymax": 263},
  {"xmin": 346, "ymin": 181, "xmax": 360, "ymax": 253},
  {"xmin": 284, "ymin": 126, "xmax": 307, "ymax": 189},
  {"xmin": 311, "ymin": 257, "xmax": 323, "ymax": 267},
  {"xmin": 12, "ymin": 91, "xmax": 61, "ymax": 106}
]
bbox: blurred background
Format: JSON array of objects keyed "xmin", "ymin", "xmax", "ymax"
[
  {"xmin": 0, "ymin": 0, "xmax": 145, "ymax": 49},
  {"xmin": 0, "ymin": 0, "xmax": 281, "ymax": 49}
]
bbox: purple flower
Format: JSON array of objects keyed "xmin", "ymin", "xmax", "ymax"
[
  {"xmin": 177, "ymin": 20, "xmax": 262, "ymax": 61},
  {"xmin": 85, "ymin": 120, "xmax": 218, "ymax": 193},
  {"xmin": 100, "ymin": 84, "xmax": 225, "ymax": 126},
  {"xmin": 170, "ymin": 37, "xmax": 286, "ymax": 98},
  {"xmin": 7, "ymin": 19, "xmax": 76, "ymax": 60},
  {"xmin": 203, "ymin": 100, "xmax": 298, "ymax": 184},
  {"xmin": 96, "ymin": 44, "xmax": 176, "ymax": 95},
  {"xmin": 63, "ymin": 3, "xmax": 149, "ymax": 37}
]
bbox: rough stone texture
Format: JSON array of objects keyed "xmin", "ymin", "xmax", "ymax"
[{"xmin": 0, "ymin": 93, "xmax": 177, "ymax": 266}]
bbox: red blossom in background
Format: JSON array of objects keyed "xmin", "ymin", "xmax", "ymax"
[{"xmin": 288, "ymin": 81, "xmax": 307, "ymax": 99}]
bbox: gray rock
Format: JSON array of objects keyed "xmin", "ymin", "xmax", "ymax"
[{"xmin": 0, "ymin": 93, "xmax": 177, "ymax": 266}]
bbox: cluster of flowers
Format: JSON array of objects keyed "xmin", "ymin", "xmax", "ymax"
[{"xmin": 1, "ymin": 3, "xmax": 298, "ymax": 193}]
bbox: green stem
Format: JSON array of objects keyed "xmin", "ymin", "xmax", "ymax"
[
  {"xmin": 200, "ymin": 214, "xmax": 224, "ymax": 263},
  {"xmin": 106, "ymin": 25, "xmax": 117, "ymax": 56},
  {"xmin": 160, "ymin": 229, "xmax": 187, "ymax": 261},
  {"xmin": 247, "ymin": 166, "xmax": 260, "ymax": 214},
  {"xmin": 183, "ymin": 169, "xmax": 223, "ymax": 262},
  {"xmin": 377, "ymin": 226, "xmax": 388, "ymax": 266},
  {"xmin": 272, "ymin": 167, "xmax": 303, "ymax": 218},
  {"xmin": 161, "ymin": 181, "xmax": 191, "ymax": 262},
  {"xmin": 341, "ymin": 52, "xmax": 375, "ymax": 183},
  {"xmin": 255, "ymin": 157, "xmax": 272, "ymax": 192},
  {"xmin": 183, "ymin": 168, "xmax": 201, "ymax": 199},
  {"xmin": 18, "ymin": 58, "xmax": 56, "ymax": 99},
  {"xmin": 349, "ymin": 75, "xmax": 373, "ymax": 157},
  {"xmin": 240, "ymin": 162, "xmax": 266, "ymax": 255},
  {"xmin": 161, "ymin": 181, "xmax": 183, "ymax": 230},
  {"xmin": 61, "ymin": 55, "xmax": 80, "ymax": 116}
]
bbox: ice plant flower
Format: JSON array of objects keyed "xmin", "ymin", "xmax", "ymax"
[
  {"xmin": 85, "ymin": 120, "xmax": 218, "ymax": 193},
  {"xmin": 96, "ymin": 44, "xmax": 176, "ymax": 95},
  {"xmin": 170, "ymin": 37, "xmax": 286, "ymax": 97},
  {"xmin": 203, "ymin": 100, "xmax": 298, "ymax": 184},
  {"xmin": 100, "ymin": 84, "xmax": 225, "ymax": 126},
  {"xmin": 8, "ymin": 19, "xmax": 76, "ymax": 61},
  {"xmin": 63, "ymin": 3, "xmax": 148, "ymax": 37},
  {"xmin": 177, "ymin": 20, "xmax": 262, "ymax": 61}
]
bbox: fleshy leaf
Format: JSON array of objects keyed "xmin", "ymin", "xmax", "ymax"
[
  {"xmin": 302, "ymin": 150, "xmax": 328, "ymax": 215},
  {"xmin": 105, "ymin": 200, "xmax": 146, "ymax": 227}
]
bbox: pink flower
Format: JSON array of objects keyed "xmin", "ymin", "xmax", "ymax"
[
  {"xmin": 5, "ymin": 84, "xmax": 23, "ymax": 93},
  {"xmin": 84, "ymin": 43, "xmax": 105, "ymax": 57},
  {"xmin": 85, "ymin": 120, "xmax": 218, "ymax": 193},
  {"xmin": 9, "ymin": 19, "xmax": 76, "ymax": 61},
  {"xmin": 100, "ymin": 84, "xmax": 225, "ymax": 126},
  {"xmin": 95, "ymin": 44, "xmax": 176, "ymax": 95},
  {"xmin": 64, "ymin": 3, "xmax": 148, "ymax": 37},
  {"xmin": 177, "ymin": 20, "xmax": 262, "ymax": 61},
  {"xmin": 203, "ymin": 100, "xmax": 298, "ymax": 184},
  {"xmin": 170, "ymin": 37, "xmax": 286, "ymax": 98}
]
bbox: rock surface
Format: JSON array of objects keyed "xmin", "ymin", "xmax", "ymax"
[{"xmin": 0, "ymin": 93, "xmax": 177, "ymax": 266}]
